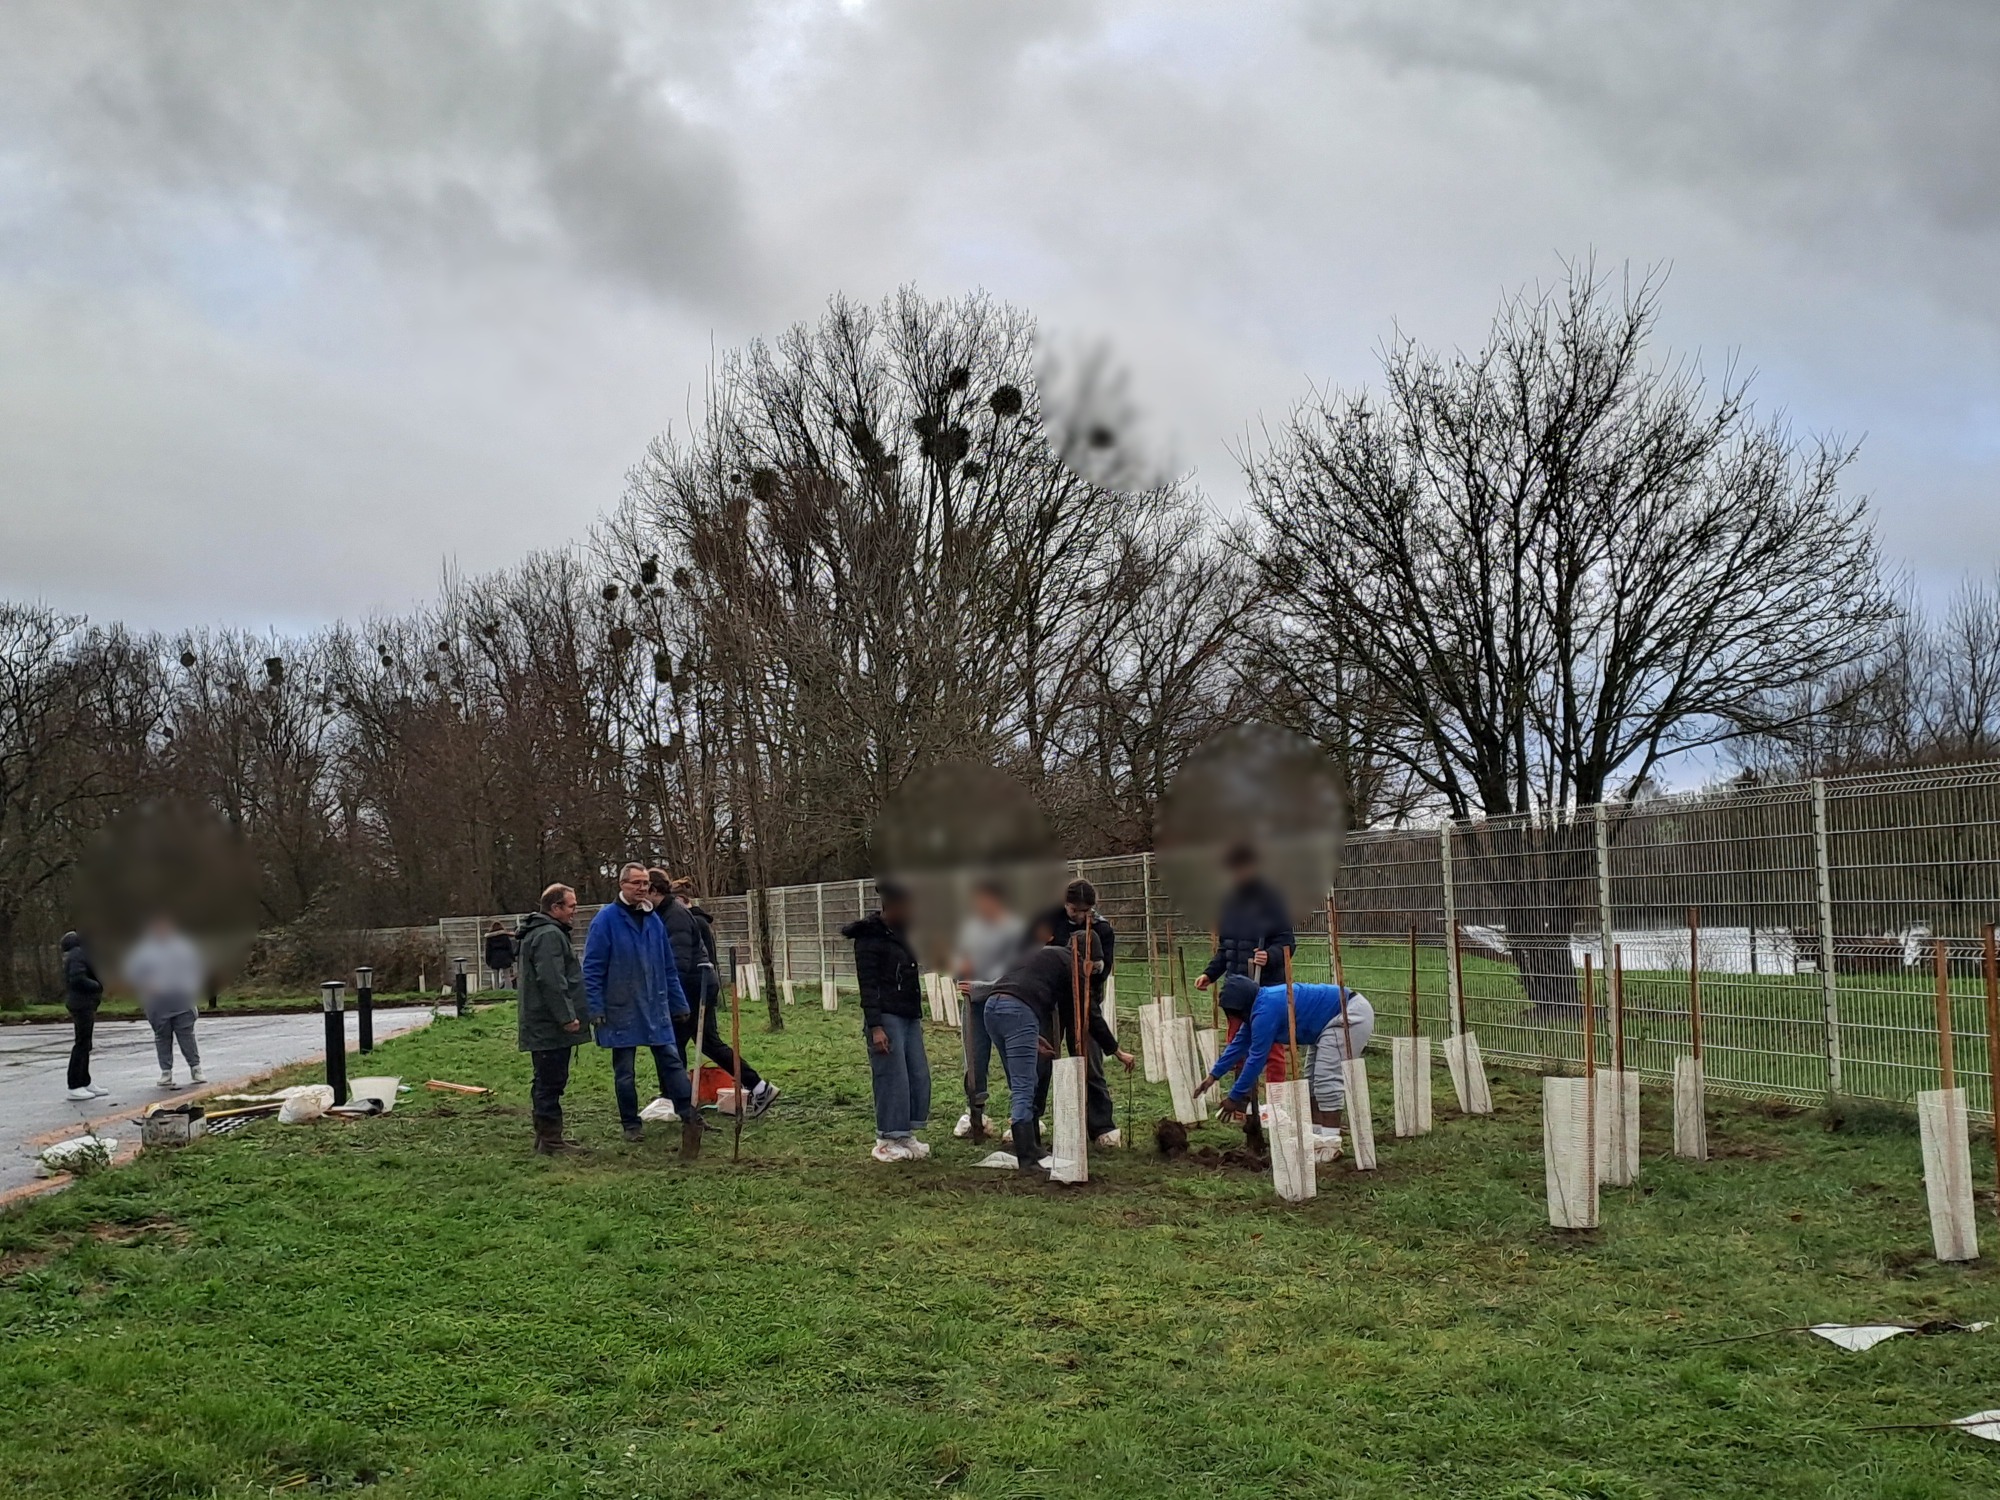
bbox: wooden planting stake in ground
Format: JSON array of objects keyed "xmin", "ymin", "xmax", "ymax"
[
  {"xmin": 1600, "ymin": 945, "xmax": 1640, "ymax": 1187},
  {"xmin": 730, "ymin": 961, "xmax": 745, "ymax": 1163},
  {"xmin": 1391, "ymin": 925, "xmax": 1432, "ymax": 1137},
  {"xmin": 1674, "ymin": 907, "xmax": 1708, "ymax": 1161},
  {"xmin": 1048, "ymin": 933, "xmax": 1090, "ymax": 1183},
  {"xmin": 1441, "ymin": 919, "xmax": 1494, "ymax": 1115},
  {"xmin": 1544, "ymin": 954, "xmax": 1600, "ymax": 1229},
  {"xmin": 1269, "ymin": 950, "xmax": 1317, "ymax": 1201},
  {"xmin": 1919, "ymin": 936, "xmax": 1978, "ymax": 1262},
  {"xmin": 1985, "ymin": 924, "xmax": 2000, "ymax": 1236},
  {"xmin": 1327, "ymin": 895, "xmax": 1377, "ymax": 1171}
]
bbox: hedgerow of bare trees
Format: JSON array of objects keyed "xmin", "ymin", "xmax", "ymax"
[{"xmin": 2, "ymin": 272, "xmax": 1991, "ymax": 1007}]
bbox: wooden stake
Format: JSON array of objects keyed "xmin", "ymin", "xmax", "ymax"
[
  {"xmin": 1686, "ymin": 907, "xmax": 1704, "ymax": 1064},
  {"xmin": 1408, "ymin": 925, "xmax": 1420, "ymax": 1039},
  {"xmin": 1935, "ymin": 936, "xmax": 1956, "ymax": 1092},
  {"xmin": 731, "ymin": 948, "xmax": 744, "ymax": 1163},
  {"xmin": 1986, "ymin": 923, "xmax": 2000, "ymax": 1231}
]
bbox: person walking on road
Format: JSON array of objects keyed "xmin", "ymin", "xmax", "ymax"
[
  {"xmin": 60, "ymin": 931, "xmax": 107, "ymax": 1101},
  {"xmin": 518, "ymin": 884, "xmax": 589, "ymax": 1155},
  {"xmin": 844, "ymin": 880, "xmax": 931, "ymax": 1163},
  {"xmin": 122, "ymin": 916, "xmax": 206, "ymax": 1089},
  {"xmin": 583, "ymin": 863, "xmax": 701, "ymax": 1156}
]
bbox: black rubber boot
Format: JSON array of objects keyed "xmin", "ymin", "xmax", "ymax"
[
  {"xmin": 535, "ymin": 1115, "xmax": 587, "ymax": 1155},
  {"xmin": 1011, "ymin": 1118, "xmax": 1042, "ymax": 1175}
]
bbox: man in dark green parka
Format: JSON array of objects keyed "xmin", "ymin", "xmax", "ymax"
[{"xmin": 518, "ymin": 883, "xmax": 589, "ymax": 1155}]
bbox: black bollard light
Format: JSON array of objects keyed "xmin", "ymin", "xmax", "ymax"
[
  {"xmin": 453, "ymin": 957, "xmax": 468, "ymax": 1018},
  {"xmin": 355, "ymin": 966, "xmax": 375, "ymax": 1054},
  {"xmin": 321, "ymin": 981, "xmax": 349, "ymax": 1105}
]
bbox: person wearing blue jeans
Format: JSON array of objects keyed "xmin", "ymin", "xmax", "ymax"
[
  {"xmin": 953, "ymin": 878, "xmax": 1026, "ymax": 1143},
  {"xmin": 583, "ymin": 863, "xmax": 701, "ymax": 1158},
  {"xmin": 843, "ymin": 880, "xmax": 932, "ymax": 1162},
  {"xmin": 985, "ymin": 923, "xmax": 1135, "ymax": 1174}
]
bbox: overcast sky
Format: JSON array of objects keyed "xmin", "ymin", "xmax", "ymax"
[{"xmin": 4, "ymin": 0, "xmax": 1996, "ymax": 635}]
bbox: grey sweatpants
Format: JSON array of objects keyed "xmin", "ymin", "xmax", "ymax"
[
  {"xmin": 151, "ymin": 1010, "xmax": 199, "ymax": 1071},
  {"xmin": 1307, "ymin": 994, "xmax": 1375, "ymax": 1112}
]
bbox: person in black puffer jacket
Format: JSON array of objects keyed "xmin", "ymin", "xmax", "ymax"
[
  {"xmin": 60, "ymin": 931, "xmax": 106, "ymax": 1100},
  {"xmin": 652, "ymin": 871, "xmax": 777, "ymax": 1117},
  {"xmin": 1196, "ymin": 843, "xmax": 1297, "ymax": 1081},
  {"xmin": 842, "ymin": 881, "xmax": 930, "ymax": 1162}
]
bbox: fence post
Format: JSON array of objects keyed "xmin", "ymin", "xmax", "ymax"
[
  {"xmin": 1811, "ymin": 777, "xmax": 1843, "ymax": 1098},
  {"xmin": 776, "ymin": 887, "xmax": 792, "ymax": 1002},
  {"xmin": 1594, "ymin": 802, "xmax": 1616, "ymax": 973},
  {"xmin": 1441, "ymin": 822, "xmax": 1461, "ymax": 1030},
  {"xmin": 1141, "ymin": 851, "xmax": 1157, "ymax": 994},
  {"xmin": 816, "ymin": 882, "xmax": 827, "ymax": 982}
]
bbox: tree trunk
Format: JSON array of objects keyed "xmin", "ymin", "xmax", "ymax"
[
  {"xmin": 756, "ymin": 887, "xmax": 785, "ymax": 1033},
  {"xmin": 0, "ymin": 905, "xmax": 19, "ymax": 1010}
]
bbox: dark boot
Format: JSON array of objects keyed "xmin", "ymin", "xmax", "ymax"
[
  {"xmin": 533, "ymin": 1116, "xmax": 557, "ymax": 1155},
  {"xmin": 680, "ymin": 1108, "xmax": 704, "ymax": 1161},
  {"xmin": 1012, "ymin": 1118, "xmax": 1042, "ymax": 1175},
  {"xmin": 622, "ymin": 1123, "xmax": 644, "ymax": 1143},
  {"xmin": 535, "ymin": 1115, "xmax": 586, "ymax": 1155},
  {"xmin": 969, "ymin": 1097, "xmax": 988, "ymax": 1145}
]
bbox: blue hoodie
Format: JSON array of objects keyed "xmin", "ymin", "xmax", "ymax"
[{"xmin": 1210, "ymin": 982, "xmax": 1360, "ymax": 1105}]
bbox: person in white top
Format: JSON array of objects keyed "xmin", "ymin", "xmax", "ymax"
[{"xmin": 122, "ymin": 916, "xmax": 207, "ymax": 1088}]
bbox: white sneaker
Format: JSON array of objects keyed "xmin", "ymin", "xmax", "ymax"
[
  {"xmin": 954, "ymin": 1111, "xmax": 974, "ymax": 1138},
  {"xmin": 871, "ymin": 1138, "xmax": 916, "ymax": 1163},
  {"xmin": 1093, "ymin": 1129, "xmax": 1122, "ymax": 1148},
  {"xmin": 66, "ymin": 1086, "xmax": 95, "ymax": 1101},
  {"xmin": 748, "ymin": 1081, "xmax": 779, "ymax": 1116},
  {"xmin": 157, "ymin": 1071, "xmax": 174, "ymax": 1089},
  {"xmin": 189, "ymin": 1067, "xmax": 206, "ymax": 1084},
  {"xmin": 906, "ymin": 1139, "xmax": 931, "ymax": 1160},
  {"xmin": 88, "ymin": 1084, "xmax": 110, "ymax": 1097}
]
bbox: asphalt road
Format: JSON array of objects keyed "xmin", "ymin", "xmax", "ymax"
[{"xmin": 1, "ymin": 1008, "xmax": 433, "ymax": 1199}]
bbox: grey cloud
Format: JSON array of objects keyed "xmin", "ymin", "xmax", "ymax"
[{"xmin": 2, "ymin": 0, "xmax": 756, "ymax": 305}]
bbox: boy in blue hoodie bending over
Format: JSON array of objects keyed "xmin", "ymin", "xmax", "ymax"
[{"xmin": 1194, "ymin": 977, "xmax": 1376, "ymax": 1129}]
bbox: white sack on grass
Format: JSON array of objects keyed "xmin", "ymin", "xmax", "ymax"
[
  {"xmin": 638, "ymin": 1096, "xmax": 680, "ymax": 1122},
  {"xmin": 1598, "ymin": 1069, "xmax": 1640, "ymax": 1187},
  {"xmin": 1049, "ymin": 1055, "xmax": 1089, "ymax": 1184},
  {"xmin": 1544, "ymin": 1077, "xmax": 1600, "ymax": 1230},
  {"xmin": 1343, "ymin": 1057, "xmax": 1378, "ymax": 1171},
  {"xmin": 278, "ymin": 1085, "xmax": 336, "ymax": 1124},
  {"xmin": 1919, "ymin": 1087, "xmax": 1980, "ymax": 1263},
  {"xmin": 1164, "ymin": 1015, "xmax": 1204, "ymax": 1125},
  {"xmin": 821, "ymin": 978, "xmax": 838, "ymax": 1011},
  {"xmin": 1442, "ymin": 1031, "xmax": 1494, "ymax": 1115},
  {"xmin": 1673, "ymin": 1056, "xmax": 1708, "ymax": 1161},
  {"xmin": 38, "ymin": 1136, "xmax": 115, "ymax": 1175},
  {"xmin": 1392, "ymin": 1036, "xmax": 1433, "ymax": 1137},
  {"xmin": 1139, "ymin": 1001, "xmax": 1166, "ymax": 1083},
  {"xmin": 1268, "ymin": 1078, "xmax": 1317, "ymax": 1202}
]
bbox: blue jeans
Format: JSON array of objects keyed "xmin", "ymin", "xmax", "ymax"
[
  {"xmin": 867, "ymin": 1013, "xmax": 931, "ymax": 1139},
  {"xmin": 963, "ymin": 993, "xmax": 993, "ymax": 1107},
  {"xmin": 983, "ymin": 996, "xmax": 1044, "ymax": 1126},
  {"xmin": 610, "ymin": 1043, "xmax": 693, "ymax": 1128}
]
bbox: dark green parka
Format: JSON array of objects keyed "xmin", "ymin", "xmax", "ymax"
[{"xmin": 516, "ymin": 911, "xmax": 587, "ymax": 1052}]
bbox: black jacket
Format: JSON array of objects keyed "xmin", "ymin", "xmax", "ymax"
[
  {"xmin": 843, "ymin": 911, "xmax": 923, "ymax": 1031},
  {"xmin": 1203, "ymin": 876, "xmax": 1296, "ymax": 1015},
  {"xmin": 61, "ymin": 932, "xmax": 102, "ymax": 1014},
  {"xmin": 989, "ymin": 944, "xmax": 1120, "ymax": 1054},
  {"xmin": 484, "ymin": 931, "xmax": 518, "ymax": 972},
  {"xmin": 661, "ymin": 901, "xmax": 718, "ymax": 1006},
  {"xmin": 1039, "ymin": 906, "xmax": 1115, "ymax": 1006}
]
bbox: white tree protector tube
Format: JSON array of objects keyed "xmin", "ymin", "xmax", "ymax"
[
  {"xmin": 1102, "ymin": 972, "xmax": 1118, "ymax": 1031},
  {"xmin": 1268, "ymin": 1078, "xmax": 1317, "ymax": 1202},
  {"xmin": 1049, "ymin": 1055, "xmax": 1089, "ymax": 1184},
  {"xmin": 1165, "ymin": 1014, "xmax": 1204, "ymax": 1125},
  {"xmin": 1392, "ymin": 1036, "xmax": 1433, "ymax": 1137},
  {"xmin": 1442, "ymin": 1031, "xmax": 1494, "ymax": 1115},
  {"xmin": 821, "ymin": 977, "xmax": 838, "ymax": 1011},
  {"xmin": 1342, "ymin": 1057, "xmax": 1378, "ymax": 1171},
  {"xmin": 1139, "ymin": 1001, "xmax": 1167, "ymax": 1083},
  {"xmin": 1598, "ymin": 1070, "xmax": 1640, "ymax": 1186},
  {"xmin": 1919, "ymin": 1086, "xmax": 1980, "ymax": 1263},
  {"xmin": 1544, "ymin": 1076, "xmax": 1600, "ymax": 1230},
  {"xmin": 1673, "ymin": 1056, "xmax": 1708, "ymax": 1161}
]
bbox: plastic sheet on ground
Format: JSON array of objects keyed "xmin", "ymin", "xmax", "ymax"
[
  {"xmin": 638, "ymin": 1096, "xmax": 680, "ymax": 1122},
  {"xmin": 278, "ymin": 1085, "xmax": 336, "ymax": 1123}
]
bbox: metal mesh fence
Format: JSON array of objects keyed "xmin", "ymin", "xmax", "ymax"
[{"xmin": 421, "ymin": 760, "xmax": 2000, "ymax": 1110}]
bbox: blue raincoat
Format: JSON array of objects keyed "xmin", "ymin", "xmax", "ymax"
[{"xmin": 582, "ymin": 899, "xmax": 688, "ymax": 1048}]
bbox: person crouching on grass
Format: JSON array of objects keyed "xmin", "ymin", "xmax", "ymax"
[
  {"xmin": 1193, "ymin": 976, "xmax": 1375, "ymax": 1138},
  {"xmin": 984, "ymin": 915, "xmax": 1137, "ymax": 1175},
  {"xmin": 843, "ymin": 879, "xmax": 931, "ymax": 1162},
  {"xmin": 583, "ymin": 862, "xmax": 702, "ymax": 1157}
]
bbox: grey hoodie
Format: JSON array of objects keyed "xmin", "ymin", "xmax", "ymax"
[
  {"xmin": 954, "ymin": 910, "xmax": 1027, "ymax": 1002},
  {"xmin": 122, "ymin": 929, "xmax": 205, "ymax": 1021}
]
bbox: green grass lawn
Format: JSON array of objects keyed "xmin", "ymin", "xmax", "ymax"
[{"xmin": 5, "ymin": 997, "xmax": 2000, "ymax": 1498}]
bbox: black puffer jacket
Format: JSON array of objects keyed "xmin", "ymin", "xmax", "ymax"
[
  {"xmin": 842, "ymin": 911, "xmax": 922, "ymax": 1031},
  {"xmin": 61, "ymin": 932, "xmax": 103, "ymax": 1014},
  {"xmin": 661, "ymin": 901, "xmax": 718, "ymax": 1006},
  {"xmin": 1203, "ymin": 876, "xmax": 1296, "ymax": 1015},
  {"xmin": 1039, "ymin": 906, "xmax": 1116, "ymax": 1006}
]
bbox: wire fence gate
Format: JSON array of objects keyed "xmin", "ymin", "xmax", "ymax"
[{"xmin": 437, "ymin": 760, "xmax": 2000, "ymax": 1116}]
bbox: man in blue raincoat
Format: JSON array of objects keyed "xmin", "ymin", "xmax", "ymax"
[{"xmin": 584, "ymin": 862, "xmax": 702, "ymax": 1157}]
